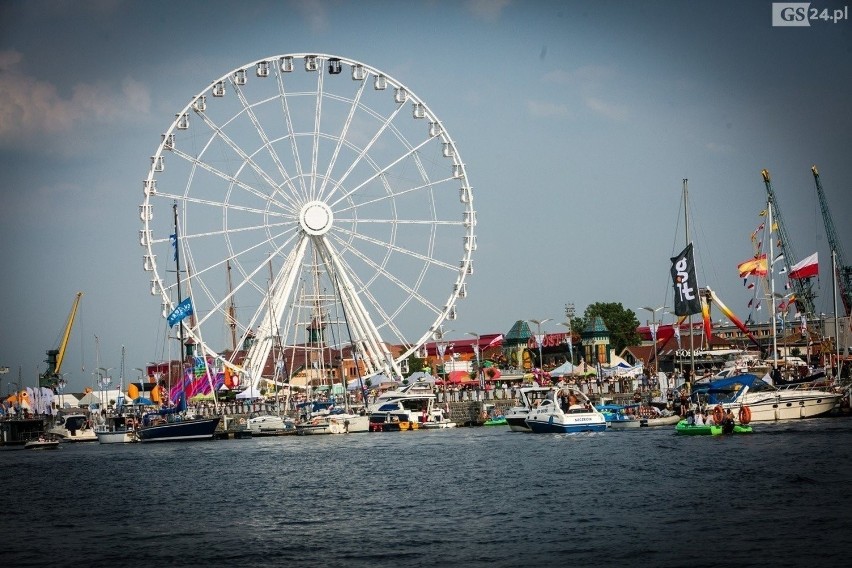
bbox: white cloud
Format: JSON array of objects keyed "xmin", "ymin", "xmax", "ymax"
[
  {"xmin": 466, "ymin": 0, "xmax": 510, "ymax": 22},
  {"xmin": 0, "ymin": 49, "xmax": 151, "ymax": 148},
  {"xmin": 289, "ymin": 0, "xmax": 329, "ymax": 33},
  {"xmin": 527, "ymin": 99, "xmax": 571, "ymax": 119},
  {"xmin": 585, "ymin": 97, "xmax": 628, "ymax": 121}
]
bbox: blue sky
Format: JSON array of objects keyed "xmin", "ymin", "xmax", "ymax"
[{"xmin": 1, "ymin": 0, "xmax": 850, "ymax": 392}]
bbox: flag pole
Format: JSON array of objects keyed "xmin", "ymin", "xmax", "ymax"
[
  {"xmin": 173, "ymin": 203, "xmax": 187, "ymax": 409},
  {"xmin": 684, "ymin": 179, "xmax": 695, "ymax": 384},
  {"xmin": 768, "ymin": 200, "xmax": 778, "ymax": 368}
]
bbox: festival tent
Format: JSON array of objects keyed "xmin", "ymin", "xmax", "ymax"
[
  {"xmin": 236, "ymin": 386, "xmax": 263, "ymax": 399},
  {"xmin": 78, "ymin": 392, "xmax": 104, "ymax": 406},
  {"xmin": 549, "ymin": 361, "xmax": 576, "ymax": 378},
  {"xmin": 406, "ymin": 371, "xmax": 433, "ymax": 382}
]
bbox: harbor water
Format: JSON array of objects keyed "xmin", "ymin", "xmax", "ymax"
[{"xmin": 3, "ymin": 417, "xmax": 852, "ymax": 567}]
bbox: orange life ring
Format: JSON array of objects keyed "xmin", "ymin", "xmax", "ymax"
[
  {"xmin": 739, "ymin": 405, "xmax": 752, "ymax": 425},
  {"xmin": 713, "ymin": 405, "xmax": 724, "ymax": 425}
]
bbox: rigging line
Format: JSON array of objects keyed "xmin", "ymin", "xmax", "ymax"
[
  {"xmin": 275, "ymin": 66, "xmax": 310, "ymax": 203},
  {"xmin": 330, "ymin": 265, "xmax": 370, "ymax": 403},
  {"xmin": 330, "ymin": 135, "xmax": 434, "ymax": 209},
  {"xmin": 169, "ymin": 147, "xmax": 296, "ymax": 214},
  {"xmin": 188, "ymin": 109, "xmax": 297, "ymax": 212},
  {"xmin": 317, "ymin": 75, "xmax": 368, "ymax": 201}
]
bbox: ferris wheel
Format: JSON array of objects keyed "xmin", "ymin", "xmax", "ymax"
[{"xmin": 139, "ymin": 54, "xmax": 476, "ymax": 385}]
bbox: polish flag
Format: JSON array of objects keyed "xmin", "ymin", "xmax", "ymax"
[{"xmin": 788, "ymin": 252, "xmax": 818, "ymax": 280}]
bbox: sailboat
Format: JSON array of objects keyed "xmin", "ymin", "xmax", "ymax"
[
  {"xmin": 136, "ymin": 204, "xmax": 221, "ymax": 442},
  {"xmin": 95, "ymin": 346, "xmax": 137, "ymax": 443}
]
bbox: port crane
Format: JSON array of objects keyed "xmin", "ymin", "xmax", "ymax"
[
  {"xmin": 761, "ymin": 169, "xmax": 816, "ymax": 316},
  {"xmin": 39, "ymin": 292, "xmax": 83, "ymax": 388},
  {"xmin": 812, "ymin": 166, "xmax": 852, "ymax": 317}
]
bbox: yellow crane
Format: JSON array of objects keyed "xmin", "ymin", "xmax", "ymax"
[{"xmin": 40, "ymin": 292, "xmax": 83, "ymax": 388}]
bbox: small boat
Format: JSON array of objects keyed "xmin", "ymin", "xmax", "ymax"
[
  {"xmin": 24, "ymin": 432, "xmax": 60, "ymax": 450},
  {"xmin": 246, "ymin": 412, "xmax": 296, "ymax": 436},
  {"xmin": 505, "ymin": 386, "xmax": 558, "ymax": 432},
  {"xmin": 675, "ymin": 420, "xmax": 753, "ymax": 436},
  {"xmin": 481, "ymin": 403, "xmax": 507, "ymax": 426},
  {"xmin": 368, "ymin": 382, "xmax": 455, "ymax": 431},
  {"xmin": 327, "ymin": 413, "xmax": 370, "ymax": 434},
  {"xmin": 595, "ymin": 404, "xmax": 642, "ymax": 429},
  {"xmin": 94, "ymin": 415, "xmax": 138, "ymax": 444},
  {"xmin": 48, "ymin": 413, "xmax": 98, "ymax": 442},
  {"xmin": 524, "ymin": 386, "xmax": 607, "ymax": 434}
]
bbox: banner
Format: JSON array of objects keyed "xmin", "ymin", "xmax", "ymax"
[
  {"xmin": 167, "ymin": 297, "xmax": 193, "ymax": 327},
  {"xmin": 670, "ymin": 243, "xmax": 701, "ymax": 316}
]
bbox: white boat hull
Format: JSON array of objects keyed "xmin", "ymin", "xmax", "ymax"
[
  {"xmin": 720, "ymin": 391, "xmax": 841, "ymax": 421},
  {"xmin": 95, "ymin": 429, "xmax": 136, "ymax": 444},
  {"xmin": 328, "ymin": 414, "xmax": 369, "ymax": 434}
]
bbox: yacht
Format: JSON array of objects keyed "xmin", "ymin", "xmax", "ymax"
[
  {"xmin": 693, "ymin": 373, "xmax": 841, "ymax": 421},
  {"xmin": 48, "ymin": 413, "xmax": 98, "ymax": 442}
]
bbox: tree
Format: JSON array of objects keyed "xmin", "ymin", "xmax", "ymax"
[
  {"xmin": 406, "ymin": 353, "xmax": 428, "ymax": 376},
  {"xmin": 580, "ymin": 302, "xmax": 641, "ymax": 355}
]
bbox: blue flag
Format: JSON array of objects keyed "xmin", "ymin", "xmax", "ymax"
[
  {"xmin": 169, "ymin": 233, "xmax": 178, "ymax": 261},
  {"xmin": 167, "ymin": 297, "xmax": 193, "ymax": 327}
]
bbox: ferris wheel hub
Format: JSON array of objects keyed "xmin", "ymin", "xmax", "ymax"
[{"xmin": 299, "ymin": 201, "xmax": 334, "ymax": 235}]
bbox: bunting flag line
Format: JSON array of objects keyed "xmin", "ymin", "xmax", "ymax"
[{"xmin": 772, "ymin": 252, "xmax": 785, "ymax": 265}]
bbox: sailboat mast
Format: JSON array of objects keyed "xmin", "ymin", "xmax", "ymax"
[
  {"xmin": 684, "ymin": 179, "xmax": 695, "ymax": 378},
  {"xmin": 226, "ymin": 260, "xmax": 237, "ymax": 352},
  {"xmin": 173, "ymin": 203, "xmax": 186, "ymax": 400},
  {"xmin": 833, "ymin": 250, "xmax": 841, "ymax": 378},
  {"xmin": 768, "ymin": 201, "xmax": 778, "ymax": 365}
]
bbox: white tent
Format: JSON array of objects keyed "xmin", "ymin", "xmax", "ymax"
[
  {"xmin": 549, "ymin": 361, "xmax": 576, "ymax": 378},
  {"xmin": 236, "ymin": 386, "xmax": 263, "ymax": 399}
]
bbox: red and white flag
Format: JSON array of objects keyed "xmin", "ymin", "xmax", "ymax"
[
  {"xmin": 486, "ymin": 334, "xmax": 504, "ymax": 347},
  {"xmin": 788, "ymin": 252, "xmax": 818, "ymax": 280}
]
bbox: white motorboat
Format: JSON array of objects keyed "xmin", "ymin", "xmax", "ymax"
[
  {"xmin": 246, "ymin": 412, "xmax": 296, "ymax": 436},
  {"xmin": 24, "ymin": 432, "xmax": 60, "ymax": 450},
  {"xmin": 524, "ymin": 386, "xmax": 607, "ymax": 434},
  {"xmin": 505, "ymin": 386, "xmax": 559, "ymax": 432},
  {"xmin": 94, "ymin": 415, "xmax": 138, "ymax": 443},
  {"xmin": 328, "ymin": 413, "xmax": 370, "ymax": 434},
  {"xmin": 368, "ymin": 382, "xmax": 454, "ymax": 431},
  {"xmin": 49, "ymin": 413, "xmax": 98, "ymax": 442},
  {"xmin": 694, "ymin": 373, "xmax": 841, "ymax": 421}
]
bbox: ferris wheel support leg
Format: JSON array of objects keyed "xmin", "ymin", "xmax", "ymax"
[
  {"xmin": 243, "ymin": 237, "xmax": 309, "ymax": 390},
  {"xmin": 317, "ymin": 237, "xmax": 403, "ymax": 379}
]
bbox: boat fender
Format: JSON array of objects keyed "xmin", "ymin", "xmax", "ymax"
[
  {"xmin": 738, "ymin": 405, "xmax": 751, "ymax": 425},
  {"xmin": 239, "ymin": 418, "xmax": 246, "ymax": 425},
  {"xmin": 713, "ymin": 405, "xmax": 724, "ymax": 425}
]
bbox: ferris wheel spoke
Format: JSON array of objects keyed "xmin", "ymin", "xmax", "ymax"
[
  {"xmin": 275, "ymin": 69, "xmax": 310, "ymax": 203},
  {"xmin": 329, "ymin": 134, "xmax": 434, "ymax": 209},
  {"xmin": 309, "ymin": 64, "xmax": 325, "ymax": 201},
  {"xmin": 170, "ymin": 146, "xmax": 296, "ymax": 214},
  {"xmin": 231, "ymin": 82, "xmax": 303, "ymax": 205},
  {"xmin": 334, "ymin": 175, "xmax": 455, "ymax": 215},
  {"xmin": 316, "ymin": 79, "xmax": 368, "ymax": 202},
  {"xmin": 192, "ymin": 111, "xmax": 299, "ymax": 212},
  {"xmin": 331, "ymin": 224, "xmax": 458, "ymax": 272},
  {"xmin": 324, "ymin": 103, "xmax": 407, "ymax": 205}
]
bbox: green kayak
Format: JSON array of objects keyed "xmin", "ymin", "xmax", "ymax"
[
  {"xmin": 675, "ymin": 420, "xmax": 753, "ymax": 436},
  {"xmin": 483, "ymin": 417, "xmax": 507, "ymax": 426}
]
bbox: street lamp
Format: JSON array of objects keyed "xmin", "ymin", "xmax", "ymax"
[
  {"xmin": 557, "ymin": 322, "xmax": 574, "ymax": 364},
  {"xmin": 98, "ymin": 367, "xmax": 114, "ymax": 410},
  {"xmin": 640, "ymin": 306, "xmax": 667, "ymax": 378},
  {"xmin": 528, "ymin": 318, "xmax": 552, "ymax": 371},
  {"xmin": 466, "ymin": 332, "xmax": 482, "ymax": 389},
  {"xmin": 434, "ymin": 328, "xmax": 453, "ymax": 402}
]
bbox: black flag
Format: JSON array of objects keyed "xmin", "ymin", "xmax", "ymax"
[{"xmin": 670, "ymin": 243, "xmax": 701, "ymax": 316}]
